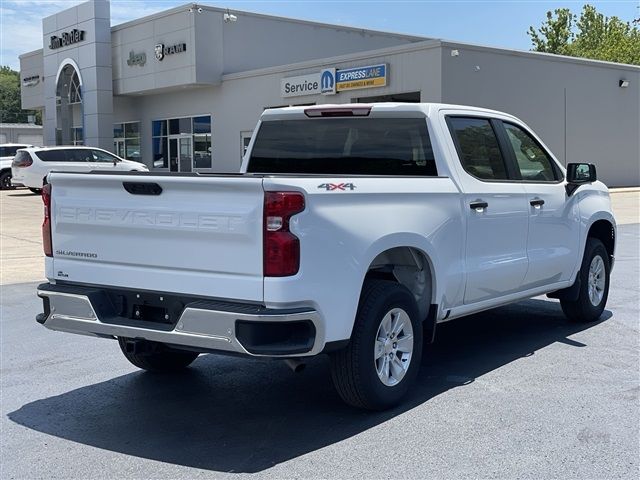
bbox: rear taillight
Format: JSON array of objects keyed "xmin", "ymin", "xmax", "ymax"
[
  {"xmin": 42, "ymin": 184, "xmax": 52, "ymax": 257},
  {"xmin": 12, "ymin": 155, "xmax": 32, "ymax": 168},
  {"xmin": 263, "ymin": 191, "xmax": 305, "ymax": 277}
]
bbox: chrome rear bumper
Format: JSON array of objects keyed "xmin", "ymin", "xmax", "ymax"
[{"xmin": 37, "ymin": 283, "xmax": 323, "ymax": 357}]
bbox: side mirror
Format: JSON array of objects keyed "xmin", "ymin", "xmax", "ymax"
[{"xmin": 566, "ymin": 163, "xmax": 597, "ymax": 196}]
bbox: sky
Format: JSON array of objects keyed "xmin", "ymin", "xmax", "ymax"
[{"xmin": 1, "ymin": 0, "xmax": 639, "ymax": 70}]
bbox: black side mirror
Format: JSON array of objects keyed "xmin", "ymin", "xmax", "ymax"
[{"xmin": 566, "ymin": 163, "xmax": 597, "ymax": 196}]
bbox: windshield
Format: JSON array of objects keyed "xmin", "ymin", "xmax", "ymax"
[{"xmin": 248, "ymin": 117, "xmax": 437, "ymax": 176}]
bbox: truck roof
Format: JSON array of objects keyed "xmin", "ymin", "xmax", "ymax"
[{"xmin": 261, "ymin": 102, "xmax": 515, "ymax": 120}]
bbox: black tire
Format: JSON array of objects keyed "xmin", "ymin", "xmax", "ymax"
[
  {"xmin": 561, "ymin": 238, "xmax": 610, "ymax": 323},
  {"xmin": 117, "ymin": 337, "xmax": 199, "ymax": 372},
  {"xmin": 0, "ymin": 171, "xmax": 14, "ymax": 190},
  {"xmin": 330, "ymin": 280, "xmax": 423, "ymax": 410},
  {"xmin": 29, "ymin": 188, "xmax": 42, "ymax": 194}
]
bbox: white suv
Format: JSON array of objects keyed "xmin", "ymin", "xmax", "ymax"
[
  {"xmin": 0, "ymin": 144, "xmax": 33, "ymax": 190},
  {"xmin": 11, "ymin": 146, "xmax": 149, "ymax": 192}
]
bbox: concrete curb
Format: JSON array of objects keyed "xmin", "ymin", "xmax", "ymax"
[{"xmin": 610, "ymin": 187, "xmax": 640, "ymax": 193}]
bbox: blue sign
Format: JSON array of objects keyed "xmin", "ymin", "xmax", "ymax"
[
  {"xmin": 320, "ymin": 68, "xmax": 336, "ymax": 95},
  {"xmin": 335, "ymin": 64, "xmax": 387, "ymax": 91}
]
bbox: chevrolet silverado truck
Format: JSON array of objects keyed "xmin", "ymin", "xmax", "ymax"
[{"xmin": 36, "ymin": 103, "xmax": 616, "ymax": 410}]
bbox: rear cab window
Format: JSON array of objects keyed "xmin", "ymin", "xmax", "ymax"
[{"xmin": 248, "ymin": 117, "xmax": 437, "ymax": 176}]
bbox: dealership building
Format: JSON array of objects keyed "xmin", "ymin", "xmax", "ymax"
[{"xmin": 19, "ymin": 0, "xmax": 640, "ymax": 186}]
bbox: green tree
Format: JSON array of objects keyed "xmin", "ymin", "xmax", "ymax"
[
  {"xmin": 528, "ymin": 8, "xmax": 576, "ymax": 56},
  {"xmin": 0, "ymin": 66, "xmax": 42, "ymax": 124},
  {"xmin": 528, "ymin": 4, "xmax": 640, "ymax": 65}
]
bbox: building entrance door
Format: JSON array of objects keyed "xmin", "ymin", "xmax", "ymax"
[
  {"xmin": 168, "ymin": 135, "xmax": 193, "ymax": 172},
  {"xmin": 114, "ymin": 139, "xmax": 125, "ymax": 158}
]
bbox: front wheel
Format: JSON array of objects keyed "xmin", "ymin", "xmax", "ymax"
[
  {"xmin": 330, "ymin": 280, "xmax": 423, "ymax": 410},
  {"xmin": 118, "ymin": 337, "xmax": 199, "ymax": 372},
  {"xmin": 561, "ymin": 238, "xmax": 610, "ymax": 323},
  {"xmin": 0, "ymin": 171, "xmax": 14, "ymax": 190}
]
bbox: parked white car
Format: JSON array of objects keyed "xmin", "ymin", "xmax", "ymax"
[
  {"xmin": 0, "ymin": 143, "xmax": 33, "ymax": 189},
  {"xmin": 36, "ymin": 103, "xmax": 616, "ymax": 410},
  {"xmin": 11, "ymin": 146, "xmax": 148, "ymax": 193}
]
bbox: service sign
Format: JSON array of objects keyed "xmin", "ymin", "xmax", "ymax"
[
  {"xmin": 281, "ymin": 72, "xmax": 321, "ymax": 97},
  {"xmin": 336, "ymin": 64, "xmax": 387, "ymax": 91}
]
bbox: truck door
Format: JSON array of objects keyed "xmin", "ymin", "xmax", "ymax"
[
  {"xmin": 445, "ymin": 115, "xmax": 530, "ymax": 305},
  {"xmin": 499, "ymin": 121, "xmax": 580, "ymax": 288}
]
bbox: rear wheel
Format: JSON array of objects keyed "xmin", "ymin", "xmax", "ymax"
[
  {"xmin": 29, "ymin": 188, "xmax": 42, "ymax": 194},
  {"xmin": 330, "ymin": 280, "xmax": 423, "ymax": 410},
  {"xmin": 561, "ymin": 238, "xmax": 610, "ymax": 323},
  {"xmin": 0, "ymin": 171, "xmax": 13, "ymax": 190},
  {"xmin": 117, "ymin": 337, "xmax": 199, "ymax": 372}
]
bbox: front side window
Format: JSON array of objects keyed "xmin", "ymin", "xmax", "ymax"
[
  {"xmin": 92, "ymin": 149, "xmax": 119, "ymax": 163},
  {"xmin": 448, "ymin": 117, "xmax": 508, "ymax": 181},
  {"xmin": 248, "ymin": 117, "xmax": 436, "ymax": 175},
  {"xmin": 503, "ymin": 123, "xmax": 558, "ymax": 182}
]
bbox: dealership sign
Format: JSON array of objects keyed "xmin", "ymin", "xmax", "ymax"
[
  {"xmin": 49, "ymin": 29, "xmax": 86, "ymax": 49},
  {"xmin": 335, "ymin": 64, "xmax": 387, "ymax": 91},
  {"xmin": 281, "ymin": 73, "xmax": 321, "ymax": 97},
  {"xmin": 282, "ymin": 64, "xmax": 388, "ymax": 97},
  {"xmin": 127, "ymin": 51, "xmax": 147, "ymax": 67},
  {"xmin": 154, "ymin": 43, "xmax": 186, "ymax": 61},
  {"xmin": 22, "ymin": 75, "xmax": 41, "ymax": 87}
]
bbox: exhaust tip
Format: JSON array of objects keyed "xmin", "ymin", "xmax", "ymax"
[{"xmin": 284, "ymin": 358, "xmax": 306, "ymax": 373}]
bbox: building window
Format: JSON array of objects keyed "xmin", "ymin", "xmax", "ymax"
[
  {"xmin": 152, "ymin": 115, "xmax": 212, "ymax": 171},
  {"xmin": 72, "ymin": 127, "xmax": 83, "ymax": 145},
  {"xmin": 113, "ymin": 121, "xmax": 140, "ymax": 161},
  {"xmin": 68, "ymin": 71, "xmax": 82, "ymax": 104}
]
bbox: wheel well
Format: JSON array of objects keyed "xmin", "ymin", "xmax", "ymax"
[
  {"xmin": 588, "ymin": 220, "xmax": 615, "ymax": 260},
  {"xmin": 364, "ymin": 247, "xmax": 434, "ymax": 322}
]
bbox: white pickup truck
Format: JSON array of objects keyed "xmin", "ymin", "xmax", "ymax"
[{"xmin": 36, "ymin": 103, "xmax": 616, "ymax": 410}]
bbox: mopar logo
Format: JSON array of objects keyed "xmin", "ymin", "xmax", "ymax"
[{"xmin": 320, "ymin": 68, "xmax": 336, "ymax": 95}]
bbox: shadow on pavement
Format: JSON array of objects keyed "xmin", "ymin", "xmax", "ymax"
[{"xmin": 8, "ymin": 298, "xmax": 610, "ymax": 473}]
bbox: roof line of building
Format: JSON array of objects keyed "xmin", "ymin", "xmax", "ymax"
[
  {"xmin": 222, "ymin": 39, "xmax": 443, "ymax": 81},
  {"xmin": 439, "ymin": 40, "xmax": 640, "ymax": 72},
  {"xmin": 18, "ymin": 49, "xmax": 43, "ymax": 59},
  {"xmin": 111, "ymin": 1, "xmax": 428, "ymax": 44}
]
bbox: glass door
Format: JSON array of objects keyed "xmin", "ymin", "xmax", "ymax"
[
  {"xmin": 168, "ymin": 135, "xmax": 193, "ymax": 172},
  {"xmin": 114, "ymin": 139, "xmax": 125, "ymax": 159},
  {"xmin": 179, "ymin": 136, "xmax": 192, "ymax": 172},
  {"xmin": 169, "ymin": 138, "xmax": 179, "ymax": 172}
]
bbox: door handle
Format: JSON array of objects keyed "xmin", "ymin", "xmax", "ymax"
[
  {"xmin": 469, "ymin": 201, "xmax": 488, "ymax": 212},
  {"xmin": 530, "ymin": 199, "xmax": 545, "ymax": 208}
]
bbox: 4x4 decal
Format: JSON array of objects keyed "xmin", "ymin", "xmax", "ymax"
[{"xmin": 317, "ymin": 183, "xmax": 356, "ymax": 191}]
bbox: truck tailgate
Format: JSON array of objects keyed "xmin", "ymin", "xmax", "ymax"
[{"xmin": 48, "ymin": 173, "xmax": 264, "ymax": 302}]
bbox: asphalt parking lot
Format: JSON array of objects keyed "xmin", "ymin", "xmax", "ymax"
[{"xmin": 1, "ymin": 188, "xmax": 639, "ymax": 479}]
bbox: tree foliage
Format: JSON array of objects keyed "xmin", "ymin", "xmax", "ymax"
[
  {"xmin": 0, "ymin": 66, "xmax": 42, "ymax": 124},
  {"xmin": 528, "ymin": 4, "xmax": 640, "ymax": 65}
]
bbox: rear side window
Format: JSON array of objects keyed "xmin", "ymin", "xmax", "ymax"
[
  {"xmin": 248, "ymin": 117, "xmax": 437, "ymax": 176},
  {"xmin": 36, "ymin": 149, "xmax": 92, "ymax": 162},
  {"xmin": 13, "ymin": 151, "xmax": 31, "ymax": 164},
  {"xmin": 503, "ymin": 123, "xmax": 559, "ymax": 182},
  {"xmin": 448, "ymin": 117, "xmax": 508, "ymax": 181}
]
